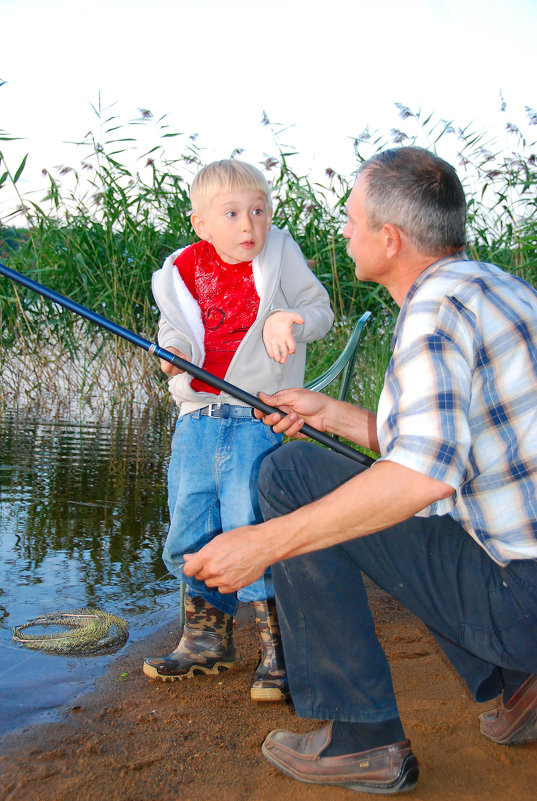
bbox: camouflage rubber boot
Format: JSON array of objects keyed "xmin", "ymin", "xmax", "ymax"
[
  {"xmin": 143, "ymin": 594, "xmax": 236, "ymax": 681},
  {"xmin": 250, "ymin": 598, "xmax": 289, "ymax": 702}
]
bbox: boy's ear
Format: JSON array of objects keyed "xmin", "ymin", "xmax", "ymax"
[
  {"xmin": 191, "ymin": 213, "xmax": 210, "ymax": 241},
  {"xmin": 267, "ymin": 208, "xmax": 273, "ymax": 230}
]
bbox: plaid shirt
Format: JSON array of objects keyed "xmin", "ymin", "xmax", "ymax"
[{"xmin": 377, "ymin": 254, "xmax": 537, "ymax": 565}]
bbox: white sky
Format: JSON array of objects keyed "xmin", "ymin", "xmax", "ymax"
[{"xmin": 1, "ymin": 0, "xmax": 537, "ymax": 215}]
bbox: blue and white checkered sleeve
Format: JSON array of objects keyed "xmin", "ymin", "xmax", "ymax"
[{"xmin": 377, "ymin": 299, "xmax": 474, "ymax": 497}]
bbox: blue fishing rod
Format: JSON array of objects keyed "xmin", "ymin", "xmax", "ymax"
[{"xmin": 0, "ymin": 262, "xmax": 374, "ymax": 466}]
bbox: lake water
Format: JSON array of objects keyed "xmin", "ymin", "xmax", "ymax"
[{"xmin": 0, "ymin": 402, "xmax": 181, "ymax": 739}]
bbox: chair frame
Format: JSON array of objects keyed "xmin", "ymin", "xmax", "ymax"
[{"xmin": 305, "ymin": 310, "xmax": 371, "ymax": 402}]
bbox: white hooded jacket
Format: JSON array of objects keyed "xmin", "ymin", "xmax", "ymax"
[{"xmin": 151, "ymin": 226, "xmax": 334, "ymax": 414}]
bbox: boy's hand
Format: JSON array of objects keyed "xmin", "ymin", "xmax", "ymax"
[
  {"xmin": 263, "ymin": 311, "xmax": 304, "ymax": 364},
  {"xmin": 160, "ymin": 346, "xmax": 190, "ymax": 376}
]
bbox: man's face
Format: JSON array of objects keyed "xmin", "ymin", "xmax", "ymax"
[{"xmin": 343, "ymin": 177, "xmax": 385, "ymax": 283}]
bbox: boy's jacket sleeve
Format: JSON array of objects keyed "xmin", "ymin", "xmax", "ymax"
[
  {"xmin": 157, "ymin": 317, "xmax": 192, "ymax": 360},
  {"xmin": 273, "ymin": 234, "xmax": 334, "ymax": 342}
]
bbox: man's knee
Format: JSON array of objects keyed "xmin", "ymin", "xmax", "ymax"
[
  {"xmin": 258, "ymin": 441, "xmax": 313, "ymax": 520},
  {"xmin": 258, "ymin": 440, "xmax": 365, "ymax": 523},
  {"xmin": 258, "ymin": 447, "xmax": 280, "ymax": 521}
]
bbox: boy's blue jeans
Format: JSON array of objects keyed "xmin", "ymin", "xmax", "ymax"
[
  {"xmin": 258, "ymin": 441, "xmax": 537, "ymax": 723},
  {"xmin": 163, "ymin": 410, "xmax": 282, "ymax": 616}
]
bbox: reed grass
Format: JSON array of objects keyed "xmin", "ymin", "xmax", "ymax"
[{"xmin": 1, "ymin": 99, "xmax": 536, "ymax": 410}]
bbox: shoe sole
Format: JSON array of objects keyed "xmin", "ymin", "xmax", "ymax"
[
  {"xmin": 143, "ymin": 660, "xmax": 236, "ymax": 681},
  {"xmin": 250, "ymin": 686, "xmax": 289, "ymax": 702},
  {"xmin": 261, "ymin": 744, "xmax": 419, "ymax": 795}
]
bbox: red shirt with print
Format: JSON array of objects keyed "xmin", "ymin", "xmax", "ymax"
[{"xmin": 174, "ymin": 240, "xmax": 260, "ymax": 394}]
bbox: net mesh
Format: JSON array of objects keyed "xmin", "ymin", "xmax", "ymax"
[{"xmin": 12, "ymin": 608, "xmax": 129, "ymax": 655}]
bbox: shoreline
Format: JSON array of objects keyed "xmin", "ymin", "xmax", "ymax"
[{"xmin": 1, "ymin": 582, "xmax": 536, "ymax": 801}]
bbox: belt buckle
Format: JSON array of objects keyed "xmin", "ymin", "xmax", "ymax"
[{"xmin": 207, "ymin": 403, "xmax": 220, "ymax": 418}]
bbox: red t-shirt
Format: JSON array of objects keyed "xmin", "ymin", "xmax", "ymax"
[{"xmin": 174, "ymin": 240, "xmax": 260, "ymax": 394}]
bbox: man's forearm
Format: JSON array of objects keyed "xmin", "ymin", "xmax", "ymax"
[
  {"xmin": 323, "ymin": 400, "xmax": 379, "ymax": 453},
  {"xmin": 262, "ymin": 460, "xmax": 454, "ymax": 565},
  {"xmin": 182, "ymin": 460, "xmax": 455, "ymax": 594}
]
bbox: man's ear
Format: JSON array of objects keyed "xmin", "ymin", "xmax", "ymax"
[
  {"xmin": 191, "ymin": 213, "xmax": 210, "ymax": 241},
  {"xmin": 383, "ymin": 223, "xmax": 402, "ymax": 259}
]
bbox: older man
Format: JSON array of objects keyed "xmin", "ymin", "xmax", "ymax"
[{"xmin": 184, "ymin": 147, "xmax": 537, "ymax": 794}]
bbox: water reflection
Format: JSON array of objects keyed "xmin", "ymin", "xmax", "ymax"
[{"xmin": 0, "ymin": 402, "xmax": 180, "ymax": 737}]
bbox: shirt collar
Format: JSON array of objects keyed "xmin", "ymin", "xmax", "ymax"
[{"xmin": 391, "ymin": 251, "xmax": 468, "ymax": 348}]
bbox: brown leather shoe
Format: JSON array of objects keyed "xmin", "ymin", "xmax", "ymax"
[
  {"xmin": 479, "ymin": 674, "xmax": 537, "ymax": 745},
  {"xmin": 261, "ymin": 722, "xmax": 418, "ymax": 794}
]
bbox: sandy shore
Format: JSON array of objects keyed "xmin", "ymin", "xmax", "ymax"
[{"xmin": 1, "ymin": 581, "xmax": 535, "ymax": 801}]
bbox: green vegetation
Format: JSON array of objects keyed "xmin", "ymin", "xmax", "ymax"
[{"xmin": 1, "ymin": 99, "xmax": 536, "ymax": 409}]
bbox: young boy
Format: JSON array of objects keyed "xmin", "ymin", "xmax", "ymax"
[{"xmin": 144, "ymin": 160, "xmax": 333, "ymax": 701}]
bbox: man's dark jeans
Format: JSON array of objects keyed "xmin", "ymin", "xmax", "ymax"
[{"xmin": 258, "ymin": 441, "xmax": 537, "ymax": 723}]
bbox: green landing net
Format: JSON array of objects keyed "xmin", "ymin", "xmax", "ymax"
[{"xmin": 12, "ymin": 608, "xmax": 129, "ymax": 655}]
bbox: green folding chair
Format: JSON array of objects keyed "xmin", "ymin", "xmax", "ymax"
[{"xmin": 305, "ymin": 310, "xmax": 372, "ymax": 401}]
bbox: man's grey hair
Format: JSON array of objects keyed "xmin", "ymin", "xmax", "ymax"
[{"xmin": 358, "ymin": 146, "xmax": 467, "ymax": 256}]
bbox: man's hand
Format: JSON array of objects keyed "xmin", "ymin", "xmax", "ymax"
[
  {"xmin": 254, "ymin": 388, "xmax": 331, "ymax": 438},
  {"xmin": 183, "ymin": 526, "xmax": 272, "ymax": 594},
  {"xmin": 262, "ymin": 311, "xmax": 304, "ymax": 364},
  {"xmin": 160, "ymin": 346, "xmax": 190, "ymax": 376},
  {"xmin": 256, "ymin": 388, "xmax": 379, "ymax": 452}
]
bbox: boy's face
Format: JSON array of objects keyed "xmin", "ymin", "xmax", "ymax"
[{"xmin": 191, "ymin": 189, "xmax": 272, "ymax": 264}]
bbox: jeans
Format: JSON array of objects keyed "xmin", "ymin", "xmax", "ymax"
[
  {"xmin": 258, "ymin": 441, "xmax": 537, "ymax": 723},
  {"xmin": 163, "ymin": 410, "xmax": 283, "ymax": 616}
]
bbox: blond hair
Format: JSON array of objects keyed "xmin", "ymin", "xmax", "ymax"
[{"xmin": 190, "ymin": 159, "xmax": 272, "ymax": 215}]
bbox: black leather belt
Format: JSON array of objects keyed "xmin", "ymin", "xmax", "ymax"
[{"xmin": 198, "ymin": 403, "xmax": 255, "ymax": 419}]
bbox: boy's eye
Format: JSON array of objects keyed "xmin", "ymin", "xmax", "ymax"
[
  {"xmin": 225, "ymin": 211, "xmax": 236, "ymax": 218},
  {"xmin": 252, "ymin": 208, "xmax": 264, "ymax": 216}
]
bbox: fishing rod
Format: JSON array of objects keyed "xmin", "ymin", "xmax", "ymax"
[{"xmin": 0, "ymin": 262, "xmax": 374, "ymax": 466}]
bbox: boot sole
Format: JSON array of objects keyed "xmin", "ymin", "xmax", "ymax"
[
  {"xmin": 250, "ymin": 686, "xmax": 289, "ymax": 702},
  {"xmin": 143, "ymin": 660, "xmax": 236, "ymax": 681}
]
